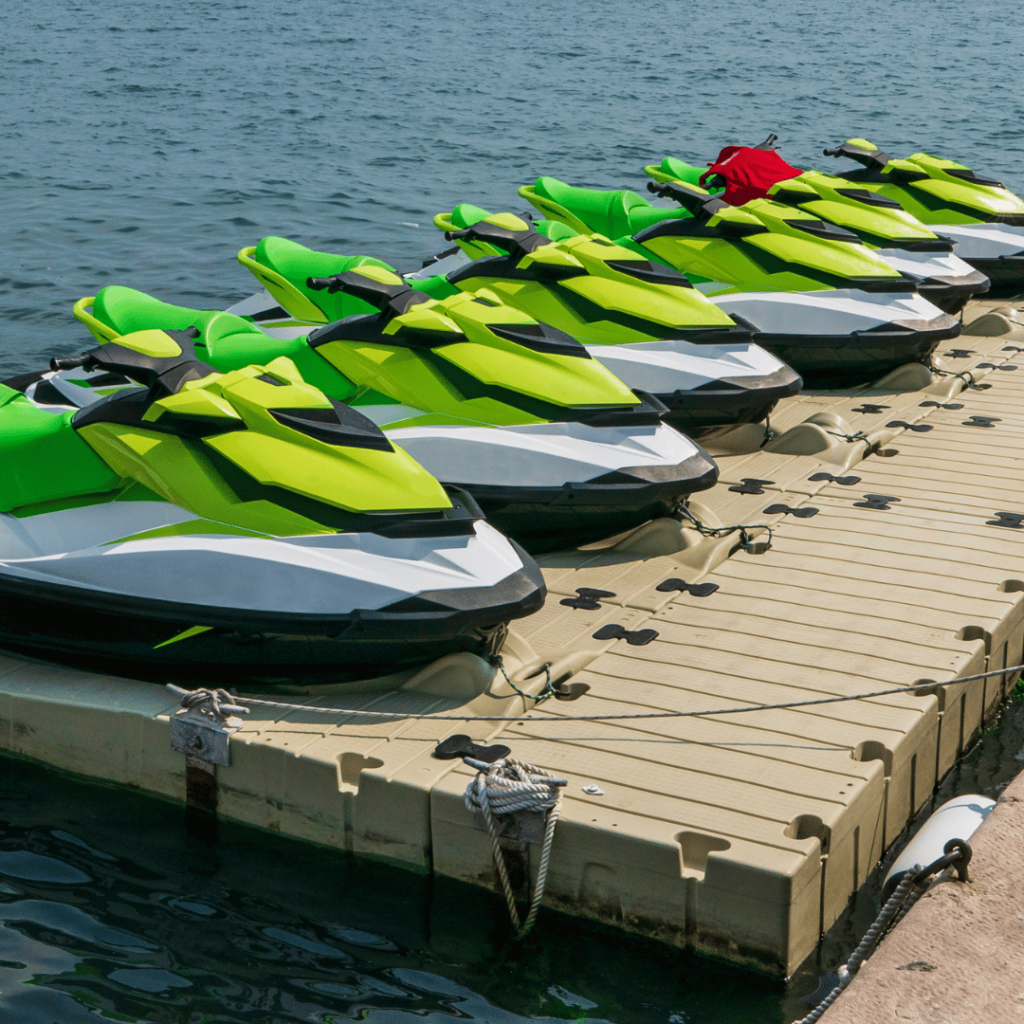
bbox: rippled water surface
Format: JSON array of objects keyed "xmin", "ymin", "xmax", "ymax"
[
  {"xmin": 3, "ymin": 1, "xmax": 1024, "ymax": 1020},
  {"xmin": 3, "ymin": 0, "xmax": 1024, "ymax": 373}
]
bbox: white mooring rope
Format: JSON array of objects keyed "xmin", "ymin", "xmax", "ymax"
[{"xmin": 462, "ymin": 756, "xmax": 567, "ymax": 938}]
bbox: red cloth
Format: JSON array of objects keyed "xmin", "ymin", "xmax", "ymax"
[{"xmin": 699, "ymin": 146, "xmax": 804, "ymax": 206}]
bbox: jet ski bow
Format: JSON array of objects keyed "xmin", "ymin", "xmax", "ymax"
[{"xmin": 0, "ymin": 330, "xmax": 545, "ymax": 679}]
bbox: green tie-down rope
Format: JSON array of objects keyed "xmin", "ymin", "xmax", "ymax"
[
  {"xmin": 675, "ymin": 502, "xmax": 774, "ymax": 552},
  {"xmin": 489, "ymin": 655, "xmax": 556, "ymax": 703}
]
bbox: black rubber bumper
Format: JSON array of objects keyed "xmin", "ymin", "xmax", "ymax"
[
  {"xmin": 917, "ymin": 270, "xmax": 990, "ymax": 314},
  {"xmin": 458, "ymin": 447, "xmax": 719, "ymax": 551},
  {"xmin": 960, "ymin": 253, "xmax": 1024, "ymax": 295}
]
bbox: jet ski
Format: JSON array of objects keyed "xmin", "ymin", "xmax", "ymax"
[
  {"xmin": 645, "ymin": 137, "xmax": 989, "ymax": 314},
  {"xmin": 230, "ymin": 233, "xmax": 801, "ymax": 437},
  {"xmin": 0, "ymin": 330, "xmax": 546, "ymax": 680},
  {"xmin": 821, "ymin": 138, "xmax": 1024, "ymax": 293},
  {"xmin": 73, "ymin": 271, "xmax": 718, "ymax": 550},
  {"xmin": 520, "ymin": 176, "xmax": 961, "ymax": 382},
  {"xmin": 419, "ymin": 206, "xmax": 803, "ymax": 434}
]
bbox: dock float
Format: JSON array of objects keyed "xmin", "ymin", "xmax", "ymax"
[{"xmin": 1, "ymin": 296, "xmax": 1023, "ymax": 977}]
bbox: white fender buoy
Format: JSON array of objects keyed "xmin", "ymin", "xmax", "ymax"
[{"xmin": 883, "ymin": 794, "xmax": 995, "ymax": 899}]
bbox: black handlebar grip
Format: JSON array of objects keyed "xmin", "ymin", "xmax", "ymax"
[
  {"xmin": 822, "ymin": 148, "xmax": 840, "ymax": 157},
  {"xmin": 443, "ymin": 229, "xmax": 470, "ymax": 241},
  {"xmin": 306, "ymin": 276, "xmax": 336, "ymax": 292},
  {"xmin": 49, "ymin": 354, "xmax": 92, "ymax": 372},
  {"xmin": 646, "ymin": 181, "xmax": 663, "ymax": 195}
]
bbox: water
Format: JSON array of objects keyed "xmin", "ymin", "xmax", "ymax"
[
  {"xmin": 0, "ymin": 754, "xmax": 783, "ymax": 1024},
  {"xmin": 3, "ymin": 0, "xmax": 1024, "ymax": 373},
  {"xmin": 2, "ymin": 0, "xmax": 1024, "ymax": 1019}
]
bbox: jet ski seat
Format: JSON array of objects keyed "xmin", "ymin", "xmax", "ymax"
[
  {"xmin": 0, "ymin": 385, "xmax": 121, "ymax": 512},
  {"xmin": 76, "ymin": 287, "xmax": 361, "ymax": 399},
  {"xmin": 531, "ymin": 177, "xmax": 676, "ymax": 238},
  {"xmin": 650, "ymin": 157, "xmax": 707, "ymax": 189},
  {"xmin": 239, "ymin": 236, "xmax": 393, "ymax": 323},
  {"xmin": 83, "ymin": 288, "xmax": 274, "ymax": 369}
]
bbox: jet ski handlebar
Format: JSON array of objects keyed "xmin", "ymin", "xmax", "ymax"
[
  {"xmin": 307, "ymin": 272, "xmax": 431, "ymax": 316},
  {"xmin": 50, "ymin": 353, "xmax": 96, "ymax": 372},
  {"xmin": 823, "ymin": 142, "xmax": 893, "ymax": 168},
  {"xmin": 646, "ymin": 179, "xmax": 721, "ymax": 217},
  {"xmin": 51, "ymin": 334, "xmax": 217, "ymax": 396},
  {"xmin": 443, "ymin": 221, "xmax": 551, "ymax": 257}
]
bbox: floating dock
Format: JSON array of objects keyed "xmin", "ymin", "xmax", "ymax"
[{"xmin": 1, "ymin": 296, "xmax": 1023, "ymax": 977}]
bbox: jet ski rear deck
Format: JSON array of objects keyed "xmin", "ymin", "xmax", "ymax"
[{"xmin": 1, "ymin": 295, "xmax": 1022, "ymax": 978}]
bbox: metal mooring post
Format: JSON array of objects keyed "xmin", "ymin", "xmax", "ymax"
[{"xmin": 167, "ymin": 685, "xmax": 247, "ymax": 842}]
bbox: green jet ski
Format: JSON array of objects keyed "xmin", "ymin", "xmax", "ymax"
[
  {"xmin": 520, "ymin": 175, "xmax": 962, "ymax": 381},
  {"xmin": 821, "ymin": 137, "xmax": 1024, "ymax": 292},
  {"xmin": 645, "ymin": 135, "xmax": 990, "ymax": 314},
  {"xmin": 74, "ymin": 265, "xmax": 718, "ymax": 550},
  {"xmin": 409, "ymin": 205, "xmax": 803, "ymax": 435},
  {"xmin": 0, "ymin": 328, "xmax": 546, "ymax": 680},
  {"xmin": 230, "ymin": 231, "xmax": 801, "ymax": 436}
]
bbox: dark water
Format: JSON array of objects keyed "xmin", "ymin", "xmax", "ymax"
[
  {"xmin": 3, "ymin": 1, "xmax": 1024, "ymax": 1020},
  {"xmin": 0, "ymin": 754, "xmax": 785, "ymax": 1024}
]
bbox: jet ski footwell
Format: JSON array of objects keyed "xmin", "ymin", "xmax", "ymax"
[{"xmin": 2, "ymin": 297, "xmax": 1022, "ymax": 978}]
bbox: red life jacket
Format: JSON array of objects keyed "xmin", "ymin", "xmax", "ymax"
[{"xmin": 700, "ymin": 146, "xmax": 803, "ymax": 206}]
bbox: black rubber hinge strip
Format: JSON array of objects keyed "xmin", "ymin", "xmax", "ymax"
[
  {"xmin": 655, "ymin": 578, "xmax": 719, "ymax": 596},
  {"xmin": 728, "ymin": 478, "xmax": 774, "ymax": 495},
  {"xmin": 854, "ymin": 494, "xmax": 900, "ymax": 510},
  {"xmin": 592, "ymin": 624, "xmax": 659, "ymax": 646},
  {"xmin": 809, "ymin": 472, "xmax": 861, "ymax": 485},
  {"xmin": 560, "ymin": 587, "xmax": 616, "ymax": 610},
  {"xmin": 763, "ymin": 503, "xmax": 819, "ymax": 518},
  {"xmin": 886, "ymin": 420, "xmax": 933, "ymax": 432},
  {"xmin": 987, "ymin": 512, "xmax": 1024, "ymax": 529},
  {"xmin": 434, "ymin": 734, "xmax": 511, "ymax": 763}
]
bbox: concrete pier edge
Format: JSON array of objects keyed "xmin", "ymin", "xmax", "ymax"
[{"xmin": 818, "ymin": 766, "xmax": 1024, "ymax": 1023}]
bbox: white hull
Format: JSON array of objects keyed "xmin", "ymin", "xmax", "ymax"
[
  {"xmin": 0, "ymin": 502, "xmax": 530, "ymax": 617},
  {"xmin": 701, "ymin": 286, "xmax": 950, "ymax": 336}
]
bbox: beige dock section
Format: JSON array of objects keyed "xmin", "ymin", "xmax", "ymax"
[{"xmin": 1, "ymin": 297, "xmax": 1023, "ymax": 977}]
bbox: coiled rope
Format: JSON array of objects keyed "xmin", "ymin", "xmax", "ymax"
[{"xmin": 463, "ymin": 756, "xmax": 567, "ymax": 938}]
